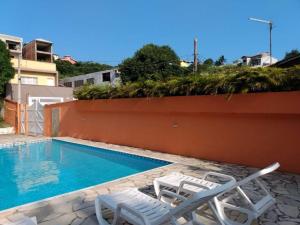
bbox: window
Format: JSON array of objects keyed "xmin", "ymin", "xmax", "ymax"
[
  {"xmin": 6, "ymin": 41, "xmax": 20, "ymax": 51},
  {"xmin": 21, "ymin": 77, "xmax": 37, "ymax": 85},
  {"xmin": 102, "ymin": 72, "xmax": 111, "ymax": 82},
  {"xmin": 64, "ymin": 82, "xmax": 73, "ymax": 87},
  {"xmin": 86, "ymin": 78, "xmax": 94, "ymax": 85},
  {"xmin": 74, "ymin": 80, "xmax": 84, "ymax": 88}
]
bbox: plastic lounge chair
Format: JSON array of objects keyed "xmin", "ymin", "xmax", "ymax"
[
  {"xmin": 213, "ymin": 162, "xmax": 280, "ymax": 225},
  {"xmin": 4, "ymin": 217, "xmax": 37, "ymax": 225},
  {"xmin": 95, "ymin": 178, "xmax": 236, "ymax": 225},
  {"xmin": 154, "ymin": 171, "xmax": 236, "ymax": 200},
  {"xmin": 153, "ymin": 163, "xmax": 279, "ymax": 225}
]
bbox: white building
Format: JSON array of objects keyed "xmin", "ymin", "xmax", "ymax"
[
  {"xmin": 60, "ymin": 69, "xmax": 120, "ymax": 88},
  {"xmin": 238, "ymin": 52, "xmax": 278, "ymax": 67}
]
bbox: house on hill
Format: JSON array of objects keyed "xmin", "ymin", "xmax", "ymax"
[{"xmin": 235, "ymin": 52, "xmax": 278, "ymax": 67}]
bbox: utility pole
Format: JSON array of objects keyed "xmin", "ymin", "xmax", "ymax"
[
  {"xmin": 249, "ymin": 17, "xmax": 273, "ymax": 65},
  {"xmin": 17, "ymin": 45, "xmax": 22, "ymax": 104},
  {"xmin": 193, "ymin": 37, "xmax": 198, "ymax": 73},
  {"xmin": 17, "ymin": 41, "xmax": 23, "ymax": 134},
  {"xmin": 269, "ymin": 22, "xmax": 273, "ymax": 65}
]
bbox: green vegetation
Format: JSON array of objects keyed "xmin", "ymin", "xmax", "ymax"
[
  {"xmin": 119, "ymin": 44, "xmax": 187, "ymax": 83},
  {"xmin": 0, "ymin": 40, "xmax": 15, "ymax": 97},
  {"xmin": 214, "ymin": 55, "xmax": 226, "ymax": 66},
  {"xmin": 284, "ymin": 49, "xmax": 300, "ymax": 60},
  {"xmin": 74, "ymin": 65, "xmax": 300, "ymax": 100},
  {"xmin": 55, "ymin": 60, "xmax": 113, "ymax": 78}
]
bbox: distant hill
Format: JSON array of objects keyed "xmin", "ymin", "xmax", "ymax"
[{"xmin": 56, "ymin": 60, "xmax": 113, "ymax": 78}]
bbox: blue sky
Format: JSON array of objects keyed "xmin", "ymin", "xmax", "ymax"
[{"xmin": 1, "ymin": 0, "xmax": 299, "ymax": 65}]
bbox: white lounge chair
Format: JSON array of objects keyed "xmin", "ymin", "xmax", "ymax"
[
  {"xmin": 153, "ymin": 162, "xmax": 280, "ymax": 225},
  {"xmin": 95, "ymin": 178, "xmax": 236, "ymax": 225},
  {"xmin": 213, "ymin": 162, "xmax": 280, "ymax": 225},
  {"xmin": 154, "ymin": 171, "xmax": 236, "ymax": 201},
  {"xmin": 4, "ymin": 217, "xmax": 37, "ymax": 225}
]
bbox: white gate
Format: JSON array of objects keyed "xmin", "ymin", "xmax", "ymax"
[
  {"xmin": 20, "ymin": 97, "xmax": 63, "ymax": 136},
  {"xmin": 27, "ymin": 101, "xmax": 44, "ymax": 136}
]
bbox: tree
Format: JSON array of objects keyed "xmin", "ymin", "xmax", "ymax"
[
  {"xmin": 215, "ymin": 55, "xmax": 226, "ymax": 66},
  {"xmin": 0, "ymin": 40, "xmax": 14, "ymax": 97},
  {"xmin": 55, "ymin": 60, "xmax": 112, "ymax": 78},
  {"xmin": 119, "ymin": 44, "xmax": 183, "ymax": 83},
  {"xmin": 284, "ymin": 49, "xmax": 300, "ymax": 60},
  {"xmin": 203, "ymin": 58, "xmax": 214, "ymax": 66}
]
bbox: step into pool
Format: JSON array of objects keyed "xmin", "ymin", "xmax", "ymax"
[{"xmin": 0, "ymin": 140, "xmax": 170, "ymax": 211}]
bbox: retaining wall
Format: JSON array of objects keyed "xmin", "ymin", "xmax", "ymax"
[{"xmin": 44, "ymin": 91, "xmax": 300, "ymax": 173}]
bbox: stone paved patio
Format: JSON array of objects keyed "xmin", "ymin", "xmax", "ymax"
[{"xmin": 0, "ymin": 136, "xmax": 299, "ymax": 225}]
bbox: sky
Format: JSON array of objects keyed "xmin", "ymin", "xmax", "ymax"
[{"xmin": 1, "ymin": 0, "xmax": 300, "ymax": 65}]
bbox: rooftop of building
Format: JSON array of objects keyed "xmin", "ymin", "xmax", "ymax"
[{"xmin": 0, "ymin": 33, "xmax": 23, "ymax": 42}]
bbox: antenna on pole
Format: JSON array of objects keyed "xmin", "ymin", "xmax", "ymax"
[
  {"xmin": 193, "ymin": 37, "xmax": 198, "ymax": 73},
  {"xmin": 249, "ymin": 17, "xmax": 273, "ymax": 65}
]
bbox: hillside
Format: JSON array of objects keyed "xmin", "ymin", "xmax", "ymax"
[{"xmin": 56, "ymin": 60, "xmax": 113, "ymax": 79}]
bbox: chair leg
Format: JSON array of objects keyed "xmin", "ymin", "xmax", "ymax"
[
  {"xmin": 213, "ymin": 198, "xmax": 254, "ymax": 225},
  {"xmin": 95, "ymin": 197, "xmax": 111, "ymax": 225},
  {"xmin": 208, "ymin": 201, "xmax": 226, "ymax": 225},
  {"xmin": 153, "ymin": 180, "xmax": 161, "ymax": 197}
]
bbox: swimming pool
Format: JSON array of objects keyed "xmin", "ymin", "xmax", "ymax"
[{"xmin": 0, "ymin": 139, "xmax": 170, "ymax": 211}]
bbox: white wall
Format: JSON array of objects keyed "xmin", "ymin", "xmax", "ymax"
[{"xmin": 61, "ymin": 69, "xmax": 120, "ymax": 87}]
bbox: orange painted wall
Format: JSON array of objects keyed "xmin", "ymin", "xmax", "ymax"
[
  {"xmin": 3, "ymin": 99, "xmax": 18, "ymax": 130},
  {"xmin": 44, "ymin": 91, "xmax": 300, "ymax": 174}
]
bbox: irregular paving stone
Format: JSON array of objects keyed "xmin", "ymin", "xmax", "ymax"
[
  {"xmin": 278, "ymin": 204, "xmax": 299, "ymax": 218},
  {"xmin": 51, "ymin": 202, "xmax": 73, "ymax": 214},
  {"xmin": 263, "ymin": 222, "xmax": 278, "ymax": 225},
  {"xmin": 21, "ymin": 204, "xmax": 54, "ymax": 223},
  {"xmin": 93, "ymin": 188, "xmax": 109, "ymax": 195},
  {"xmin": 73, "ymin": 201, "xmax": 94, "ymax": 212},
  {"xmin": 39, "ymin": 212, "xmax": 64, "ymax": 223},
  {"xmin": 17, "ymin": 201, "xmax": 49, "ymax": 212},
  {"xmin": 39, "ymin": 213, "xmax": 77, "ymax": 225},
  {"xmin": 265, "ymin": 211, "xmax": 278, "ymax": 222},
  {"xmin": 278, "ymin": 222, "xmax": 299, "ymax": 225},
  {"xmin": 279, "ymin": 197, "xmax": 300, "ymax": 207},
  {"xmin": 80, "ymin": 215, "xmax": 98, "ymax": 225},
  {"xmin": 287, "ymin": 218, "xmax": 300, "ymax": 223},
  {"xmin": 84, "ymin": 194, "xmax": 98, "ymax": 202},
  {"xmin": 76, "ymin": 206, "xmax": 95, "ymax": 219},
  {"xmin": 0, "ymin": 218, "xmax": 11, "ymax": 225},
  {"xmin": 6, "ymin": 213, "xmax": 26, "ymax": 222},
  {"xmin": 71, "ymin": 217, "xmax": 85, "ymax": 225},
  {"xmin": 288, "ymin": 195, "xmax": 300, "ymax": 202}
]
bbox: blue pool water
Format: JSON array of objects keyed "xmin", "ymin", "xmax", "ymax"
[{"xmin": 0, "ymin": 140, "xmax": 170, "ymax": 211}]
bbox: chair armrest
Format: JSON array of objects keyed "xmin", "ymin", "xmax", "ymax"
[
  {"xmin": 114, "ymin": 202, "xmax": 149, "ymax": 225},
  {"xmin": 203, "ymin": 172, "xmax": 236, "ymax": 183},
  {"xmin": 158, "ymin": 189, "xmax": 187, "ymax": 202}
]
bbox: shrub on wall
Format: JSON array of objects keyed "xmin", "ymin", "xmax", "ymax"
[{"xmin": 74, "ymin": 66, "xmax": 300, "ymax": 100}]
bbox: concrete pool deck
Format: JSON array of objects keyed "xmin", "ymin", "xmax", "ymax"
[{"xmin": 0, "ymin": 135, "xmax": 299, "ymax": 225}]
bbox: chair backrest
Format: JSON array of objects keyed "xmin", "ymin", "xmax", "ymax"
[
  {"xmin": 170, "ymin": 178, "xmax": 236, "ymax": 218},
  {"xmin": 234, "ymin": 162, "xmax": 280, "ymax": 188}
]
